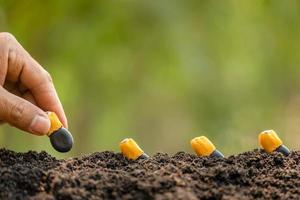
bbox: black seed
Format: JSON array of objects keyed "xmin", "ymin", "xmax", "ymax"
[
  {"xmin": 211, "ymin": 149, "xmax": 225, "ymax": 158},
  {"xmin": 139, "ymin": 153, "xmax": 149, "ymax": 160},
  {"xmin": 276, "ymin": 145, "xmax": 290, "ymax": 156},
  {"xmin": 49, "ymin": 127, "xmax": 73, "ymax": 153}
]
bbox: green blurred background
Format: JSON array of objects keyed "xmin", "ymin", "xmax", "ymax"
[{"xmin": 0, "ymin": 0, "xmax": 300, "ymax": 158}]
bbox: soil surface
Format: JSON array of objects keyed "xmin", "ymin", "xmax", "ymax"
[{"xmin": 1, "ymin": 148, "xmax": 300, "ymax": 200}]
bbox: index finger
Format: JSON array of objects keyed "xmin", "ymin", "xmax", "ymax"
[{"xmin": 20, "ymin": 58, "xmax": 68, "ymax": 128}]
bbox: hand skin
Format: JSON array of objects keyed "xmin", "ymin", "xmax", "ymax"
[{"xmin": 0, "ymin": 32, "xmax": 67, "ymax": 135}]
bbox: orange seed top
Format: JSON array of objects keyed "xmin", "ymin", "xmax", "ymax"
[
  {"xmin": 47, "ymin": 112, "xmax": 63, "ymax": 136},
  {"xmin": 190, "ymin": 136, "xmax": 216, "ymax": 157},
  {"xmin": 258, "ymin": 130, "xmax": 283, "ymax": 153},
  {"xmin": 119, "ymin": 138, "xmax": 144, "ymax": 160}
]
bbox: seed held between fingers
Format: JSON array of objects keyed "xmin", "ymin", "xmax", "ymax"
[
  {"xmin": 191, "ymin": 136, "xmax": 224, "ymax": 158},
  {"xmin": 258, "ymin": 130, "xmax": 290, "ymax": 156},
  {"xmin": 47, "ymin": 112, "xmax": 73, "ymax": 153},
  {"xmin": 119, "ymin": 138, "xmax": 149, "ymax": 160}
]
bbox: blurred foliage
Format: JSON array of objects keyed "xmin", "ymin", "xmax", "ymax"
[{"xmin": 0, "ymin": 0, "xmax": 300, "ymax": 158}]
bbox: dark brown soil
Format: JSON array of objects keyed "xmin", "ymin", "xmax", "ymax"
[{"xmin": 1, "ymin": 148, "xmax": 300, "ymax": 200}]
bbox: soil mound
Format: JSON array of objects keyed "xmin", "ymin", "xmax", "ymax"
[{"xmin": 1, "ymin": 148, "xmax": 300, "ymax": 199}]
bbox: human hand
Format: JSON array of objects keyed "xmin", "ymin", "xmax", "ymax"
[{"xmin": 0, "ymin": 32, "xmax": 67, "ymax": 135}]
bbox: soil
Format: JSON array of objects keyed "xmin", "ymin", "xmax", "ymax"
[{"xmin": 1, "ymin": 148, "xmax": 300, "ymax": 200}]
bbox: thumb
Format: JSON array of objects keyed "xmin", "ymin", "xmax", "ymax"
[{"xmin": 0, "ymin": 87, "xmax": 50, "ymax": 135}]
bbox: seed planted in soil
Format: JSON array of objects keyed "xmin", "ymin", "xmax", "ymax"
[
  {"xmin": 190, "ymin": 136, "xmax": 224, "ymax": 158},
  {"xmin": 119, "ymin": 138, "xmax": 149, "ymax": 160},
  {"xmin": 47, "ymin": 112, "xmax": 73, "ymax": 153},
  {"xmin": 259, "ymin": 130, "xmax": 290, "ymax": 156}
]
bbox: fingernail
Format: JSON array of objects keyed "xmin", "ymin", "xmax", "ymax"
[{"xmin": 29, "ymin": 114, "xmax": 51, "ymax": 135}]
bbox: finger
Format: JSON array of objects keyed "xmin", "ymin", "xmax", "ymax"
[
  {"xmin": 22, "ymin": 91, "xmax": 37, "ymax": 105},
  {"xmin": 3, "ymin": 82, "xmax": 37, "ymax": 105},
  {"xmin": 20, "ymin": 57, "xmax": 68, "ymax": 128},
  {"xmin": 3, "ymin": 81, "xmax": 18, "ymax": 95},
  {"xmin": 26, "ymin": 71, "xmax": 68, "ymax": 128},
  {"xmin": 0, "ymin": 33, "xmax": 10, "ymax": 85},
  {"xmin": 4, "ymin": 36, "xmax": 68, "ymax": 128},
  {"xmin": 0, "ymin": 85, "xmax": 37, "ymax": 124},
  {"xmin": 0, "ymin": 87, "xmax": 50, "ymax": 135},
  {"xmin": 18, "ymin": 82, "xmax": 27, "ymax": 94}
]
